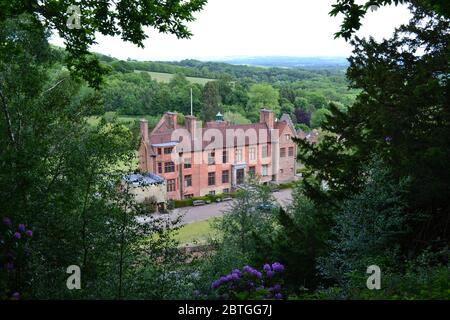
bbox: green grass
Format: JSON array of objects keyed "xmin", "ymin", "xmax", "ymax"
[
  {"xmin": 134, "ymin": 70, "xmax": 215, "ymax": 85},
  {"xmin": 175, "ymin": 218, "xmax": 222, "ymax": 245},
  {"xmin": 86, "ymin": 112, "xmax": 146, "ymax": 127}
]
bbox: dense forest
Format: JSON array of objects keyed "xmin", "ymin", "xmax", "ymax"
[
  {"xmin": 1, "ymin": 0, "xmax": 449, "ymax": 301},
  {"xmin": 87, "ymin": 51, "xmax": 358, "ymax": 130}
]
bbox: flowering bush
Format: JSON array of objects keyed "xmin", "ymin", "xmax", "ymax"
[
  {"xmin": 1, "ymin": 215, "xmax": 33, "ymax": 300},
  {"xmin": 210, "ymin": 262, "xmax": 285, "ymax": 300}
]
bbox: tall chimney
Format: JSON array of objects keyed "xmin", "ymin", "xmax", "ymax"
[
  {"xmin": 165, "ymin": 112, "xmax": 177, "ymax": 129},
  {"xmin": 140, "ymin": 119, "xmax": 149, "ymax": 142},
  {"xmin": 185, "ymin": 115, "xmax": 197, "ymax": 134},
  {"xmin": 260, "ymin": 109, "xmax": 274, "ymax": 129}
]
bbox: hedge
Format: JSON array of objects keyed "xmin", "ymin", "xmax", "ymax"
[{"xmin": 173, "ymin": 192, "xmax": 238, "ymax": 208}]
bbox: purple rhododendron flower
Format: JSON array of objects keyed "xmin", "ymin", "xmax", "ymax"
[
  {"xmin": 275, "ymin": 293, "xmax": 283, "ymax": 299},
  {"xmin": 272, "ymin": 284, "xmax": 281, "ymax": 292},
  {"xmin": 266, "ymin": 270, "xmax": 274, "ymax": 278},
  {"xmin": 272, "ymin": 262, "xmax": 285, "ymax": 273},
  {"xmin": 243, "ymin": 265, "xmax": 253, "ymax": 273},
  {"xmin": 231, "ymin": 272, "xmax": 240, "ymax": 280},
  {"xmin": 232, "ymin": 269, "xmax": 241, "ymax": 276},
  {"xmin": 12, "ymin": 292, "xmax": 20, "ymax": 300},
  {"xmin": 13, "ymin": 232, "xmax": 21, "ymax": 240},
  {"xmin": 385, "ymin": 136, "xmax": 392, "ymax": 142},
  {"xmin": 26, "ymin": 230, "xmax": 33, "ymax": 237},
  {"xmin": 263, "ymin": 264, "xmax": 271, "ymax": 272},
  {"xmin": 211, "ymin": 281, "xmax": 220, "ymax": 289},
  {"xmin": 18, "ymin": 224, "xmax": 26, "ymax": 232},
  {"xmin": 3, "ymin": 217, "xmax": 12, "ymax": 226}
]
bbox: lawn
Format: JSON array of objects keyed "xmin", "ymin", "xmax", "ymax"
[
  {"xmin": 86, "ymin": 112, "xmax": 145, "ymax": 127},
  {"xmin": 134, "ymin": 70, "xmax": 215, "ymax": 85},
  {"xmin": 175, "ymin": 218, "xmax": 222, "ymax": 245}
]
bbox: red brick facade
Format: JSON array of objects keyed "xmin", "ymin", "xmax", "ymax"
[{"xmin": 139, "ymin": 109, "xmax": 297, "ymax": 200}]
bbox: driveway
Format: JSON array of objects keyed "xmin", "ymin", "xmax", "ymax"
[{"xmin": 158, "ymin": 188, "xmax": 293, "ymax": 225}]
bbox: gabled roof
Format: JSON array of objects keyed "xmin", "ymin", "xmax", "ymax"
[{"xmin": 279, "ymin": 113, "xmax": 296, "ymax": 135}]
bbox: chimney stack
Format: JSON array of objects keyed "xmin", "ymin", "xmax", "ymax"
[
  {"xmin": 165, "ymin": 112, "xmax": 177, "ymax": 129},
  {"xmin": 140, "ymin": 119, "xmax": 149, "ymax": 142},
  {"xmin": 260, "ymin": 109, "xmax": 274, "ymax": 129},
  {"xmin": 185, "ymin": 115, "xmax": 197, "ymax": 135}
]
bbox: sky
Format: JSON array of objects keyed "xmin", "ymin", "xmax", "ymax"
[{"xmin": 50, "ymin": 0, "xmax": 412, "ymax": 61}]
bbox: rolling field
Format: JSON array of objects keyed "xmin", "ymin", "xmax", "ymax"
[{"xmin": 134, "ymin": 70, "xmax": 215, "ymax": 85}]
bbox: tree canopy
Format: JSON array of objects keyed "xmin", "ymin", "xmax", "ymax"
[{"xmin": 0, "ymin": 0, "xmax": 207, "ymax": 87}]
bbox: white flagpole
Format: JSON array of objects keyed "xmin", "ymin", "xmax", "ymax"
[{"xmin": 190, "ymin": 88, "xmax": 193, "ymax": 116}]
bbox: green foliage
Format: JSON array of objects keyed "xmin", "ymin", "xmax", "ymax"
[
  {"xmin": 247, "ymin": 84, "xmax": 280, "ymax": 121},
  {"xmin": 310, "ymin": 108, "xmax": 332, "ymax": 128},
  {"xmin": 174, "ymin": 192, "xmax": 237, "ymax": 208},
  {"xmin": 330, "ymin": 0, "xmax": 449, "ymax": 40},
  {"xmin": 255, "ymin": 186, "xmax": 333, "ymax": 292},
  {"xmin": 297, "ymin": 4, "xmax": 450, "ymax": 250},
  {"xmin": 202, "ymin": 81, "xmax": 221, "ymax": 121},
  {"xmin": 318, "ymin": 249, "xmax": 450, "ymax": 300},
  {"xmin": 295, "ymin": 123, "xmax": 311, "ymax": 132},
  {"xmin": 0, "ymin": 0, "xmax": 208, "ymax": 87},
  {"xmin": 317, "ymin": 160, "xmax": 410, "ymax": 287},
  {"xmin": 223, "ymin": 111, "xmax": 252, "ymax": 125},
  {"xmin": 0, "ymin": 16, "xmax": 191, "ymax": 299},
  {"xmin": 72, "ymin": 52, "xmax": 359, "ymax": 122}
]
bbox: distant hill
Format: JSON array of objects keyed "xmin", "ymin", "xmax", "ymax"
[
  {"xmin": 134, "ymin": 70, "xmax": 214, "ymax": 85},
  {"xmin": 217, "ymin": 56, "xmax": 349, "ymax": 69},
  {"xmin": 92, "ymin": 51, "xmax": 348, "ymax": 84}
]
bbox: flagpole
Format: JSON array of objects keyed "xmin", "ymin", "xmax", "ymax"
[{"xmin": 190, "ymin": 88, "xmax": 193, "ymax": 116}]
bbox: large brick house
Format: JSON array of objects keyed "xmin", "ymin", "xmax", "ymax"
[{"xmin": 138, "ymin": 109, "xmax": 297, "ymax": 200}]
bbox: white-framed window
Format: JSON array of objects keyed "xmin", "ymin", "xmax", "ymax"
[
  {"xmin": 262, "ymin": 165, "xmax": 269, "ymax": 177},
  {"xmin": 235, "ymin": 148, "xmax": 243, "ymax": 162},
  {"xmin": 262, "ymin": 145, "xmax": 268, "ymax": 158},
  {"xmin": 249, "ymin": 147, "xmax": 256, "ymax": 161}
]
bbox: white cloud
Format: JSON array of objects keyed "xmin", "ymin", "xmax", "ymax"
[{"xmin": 50, "ymin": 0, "xmax": 412, "ymax": 61}]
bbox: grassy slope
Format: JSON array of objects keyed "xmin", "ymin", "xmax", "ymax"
[
  {"xmin": 175, "ymin": 218, "xmax": 222, "ymax": 245},
  {"xmin": 134, "ymin": 70, "xmax": 215, "ymax": 85}
]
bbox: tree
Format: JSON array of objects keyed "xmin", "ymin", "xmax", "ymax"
[
  {"xmin": 296, "ymin": 3, "xmax": 450, "ymax": 253},
  {"xmin": 294, "ymin": 107, "xmax": 311, "ymax": 126},
  {"xmin": 224, "ymin": 111, "xmax": 251, "ymax": 125},
  {"xmin": 310, "ymin": 108, "xmax": 332, "ymax": 128},
  {"xmin": 202, "ymin": 81, "xmax": 221, "ymax": 121},
  {"xmin": 0, "ymin": 0, "xmax": 207, "ymax": 87},
  {"xmin": 0, "ymin": 15, "xmax": 187, "ymax": 299},
  {"xmin": 318, "ymin": 160, "xmax": 410, "ymax": 288},
  {"xmin": 330, "ymin": 0, "xmax": 449, "ymax": 40},
  {"xmin": 247, "ymin": 84, "xmax": 280, "ymax": 121}
]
